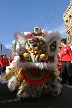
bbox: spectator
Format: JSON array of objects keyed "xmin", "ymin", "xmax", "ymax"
[
  {"xmin": 0, "ymin": 54, "xmax": 9, "ymax": 74},
  {"xmin": 60, "ymin": 39, "xmax": 72, "ymax": 85},
  {"xmin": 0, "ymin": 55, "xmax": 3, "ymax": 75},
  {"xmin": 0, "ymin": 57, "xmax": 1, "ymax": 75},
  {"xmin": 3, "ymin": 54, "xmax": 9, "ymax": 66}
]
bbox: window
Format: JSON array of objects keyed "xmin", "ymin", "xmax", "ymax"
[
  {"xmin": 4, "ymin": 49, "xmax": 5, "ymax": 53},
  {"xmin": 68, "ymin": 35, "xmax": 71, "ymax": 43},
  {"xmin": 68, "ymin": 31, "xmax": 70, "ymax": 35},
  {"xmin": 66, "ymin": 20, "xmax": 68, "ymax": 23},
  {"xmin": 69, "ymin": 15, "xmax": 72, "ymax": 18}
]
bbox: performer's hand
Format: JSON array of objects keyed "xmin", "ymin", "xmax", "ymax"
[{"xmin": 71, "ymin": 61, "xmax": 72, "ymax": 63}]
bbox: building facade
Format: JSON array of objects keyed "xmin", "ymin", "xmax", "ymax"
[
  {"xmin": 12, "ymin": 40, "xmax": 17, "ymax": 55},
  {"xmin": 0, "ymin": 42, "xmax": 12, "ymax": 58},
  {"xmin": 63, "ymin": 0, "xmax": 72, "ymax": 45},
  {"xmin": 5, "ymin": 49, "xmax": 12, "ymax": 58},
  {"xmin": 0, "ymin": 42, "xmax": 6, "ymax": 56}
]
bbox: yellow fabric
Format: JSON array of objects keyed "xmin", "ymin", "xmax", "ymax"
[
  {"xmin": 49, "ymin": 71, "xmax": 58, "ymax": 81},
  {"xmin": 40, "ymin": 54, "xmax": 45, "ymax": 59},
  {"xmin": 23, "ymin": 53, "xmax": 29, "ymax": 58}
]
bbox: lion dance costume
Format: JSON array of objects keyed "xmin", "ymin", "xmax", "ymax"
[{"xmin": 0, "ymin": 26, "xmax": 62, "ymax": 99}]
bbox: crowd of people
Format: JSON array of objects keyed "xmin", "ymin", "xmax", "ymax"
[{"xmin": 0, "ymin": 54, "xmax": 12, "ymax": 75}]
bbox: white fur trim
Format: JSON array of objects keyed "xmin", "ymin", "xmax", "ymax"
[
  {"xmin": 7, "ymin": 76, "xmax": 20, "ymax": 91},
  {"xmin": 12, "ymin": 56, "xmax": 20, "ymax": 63},
  {"xmin": 21, "ymin": 32, "xmax": 31, "ymax": 36},
  {"xmin": 0, "ymin": 78, "xmax": 7, "ymax": 84},
  {"xmin": 17, "ymin": 91, "xmax": 30, "ymax": 98},
  {"xmin": 17, "ymin": 62, "xmax": 57, "ymax": 70},
  {"xmin": 45, "ymin": 31, "xmax": 61, "ymax": 43},
  {"xmin": 14, "ymin": 31, "xmax": 27, "ymax": 46}
]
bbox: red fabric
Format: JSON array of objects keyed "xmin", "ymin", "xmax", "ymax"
[
  {"xmin": 60, "ymin": 45, "xmax": 72, "ymax": 62},
  {"xmin": 57, "ymin": 59, "xmax": 62, "ymax": 72},
  {"xmin": 12, "ymin": 55, "xmax": 16, "ymax": 61},
  {"xmin": 28, "ymin": 32, "xmax": 45, "ymax": 38},
  {"xmin": 0, "ymin": 58, "xmax": 1, "ymax": 66},
  {"xmin": 5, "ymin": 58, "xmax": 9, "ymax": 66},
  {"xmin": 20, "ymin": 69, "xmax": 25, "ymax": 77},
  {"xmin": 12, "ymin": 56, "xmax": 15, "ymax": 61},
  {"xmin": 56, "ymin": 54, "xmax": 59, "ymax": 59},
  {"xmin": 0, "ymin": 58, "xmax": 9, "ymax": 67},
  {"xmin": 56, "ymin": 46, "xmax": 62, "ymax": 72},
  {"xmin": 10, "ymin": 58, "xmax": 12, "ymax": 63},
  {"xmin": 56, "ymin": 54, "xmax": 62, "ymax": 72},
  {"xmin": 23, "ymin": 68, "xmax": 50, "ymax": 85}
]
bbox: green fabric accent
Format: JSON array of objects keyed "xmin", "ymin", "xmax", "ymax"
[
  {"xmin": 25, "ymin": 68, "xmax": 44, "ymax": 79},
  {"xmin": 29, "ymin": 55, "xmax": 32, "ymax": 61},
  {"xmin": 25, "ymin": 41, "xmax": 28, "ymax": 45}
]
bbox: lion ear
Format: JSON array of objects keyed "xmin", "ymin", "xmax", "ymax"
[
  {"xmin": 14, "ymin": 31, "xmax": 20, "ymax": 40},
  {"xmin": 46, "ymin": 31, "xmax": 61, "ymax": 55},
  {"xmin": 46, "ymin": 31, "xmax": 61, "ymax": 44},
  {"xmin": 14, "ymin": 31, "xmax": 27, "ymax": 46}
]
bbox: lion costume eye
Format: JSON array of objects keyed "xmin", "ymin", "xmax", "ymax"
[{"xmin": 29, "ymin": 39, "xmax": 35, "ymax": 43}]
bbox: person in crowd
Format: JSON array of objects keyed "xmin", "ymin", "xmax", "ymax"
[
  {"xmin": 0, "ymin": 55, "xmax": 3, "ymax": 75},
  {"xmin": 0, "ymin": 54, "xmax": 9, "ymax": 74},
  {"xmin": 60, "ymin": 39, "xmax": 72, "ymax": 85},
  {"xmin": 0, "ymin": 57, "xmax": 1, "ymax": 75},
  {"xmin": 9, "ymin": 57, "xmax": 12, "ymax": 65},
  {"xmin": 3, "ymin": 54, "xmax": 9, "ymax": 66}
]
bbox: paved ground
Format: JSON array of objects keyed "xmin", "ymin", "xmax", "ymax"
[{"xmin": 0, "ymin": 83, "xmax": 72, "ymax": 108}]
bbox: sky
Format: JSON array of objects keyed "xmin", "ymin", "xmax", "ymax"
[{"xmin": 0, "ymin": 0, "xmax": 70, "ymax": 49}]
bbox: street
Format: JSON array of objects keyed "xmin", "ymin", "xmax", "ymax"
[{"xmin": 0, "ymin": 83, "xmax": 72, "ymax": 108}]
